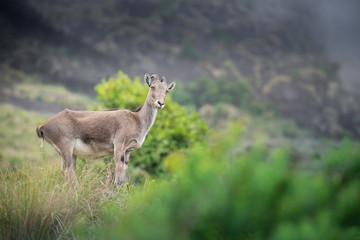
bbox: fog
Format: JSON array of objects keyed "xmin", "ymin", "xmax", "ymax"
[{"xmin": 314, "ymin": 0, "xmax": 360, "ymax": 95}]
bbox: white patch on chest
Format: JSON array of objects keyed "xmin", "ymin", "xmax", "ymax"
[{"xmin": 73, "ymin": 138, "xmax": 112, "ymax": 159}]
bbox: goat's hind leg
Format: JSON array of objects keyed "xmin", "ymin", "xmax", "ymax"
[{"xmin": 62, "ymin": 154, "xmax": 78, "ymax": 188}]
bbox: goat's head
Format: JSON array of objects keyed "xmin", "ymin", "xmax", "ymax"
[{"xmin": 144, "ymin": 73, "xmax": 176, "ymax": 110}]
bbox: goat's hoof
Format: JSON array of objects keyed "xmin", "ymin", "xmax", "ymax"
[{"xmin": 114, "ymin": 179, "xmax": 125, "ymax": 188}]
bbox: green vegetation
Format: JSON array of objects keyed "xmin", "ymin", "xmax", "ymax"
[
  {"xmin": 74, "ymin": 127, "xmax": 360, "ymax": 240},
  {"xmin": 95, "ymin": 71, "xmax": 208, "ymax": 175},
  {"xmin": 0, "ymin": 163, "xmax": 131, "ymax": 239}
]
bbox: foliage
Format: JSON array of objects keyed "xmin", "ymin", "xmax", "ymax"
[
  {"xmin": 172, "ymin": 76, "xmax": 255, "ymax": 110},
  {"xmin": 95, "ymin": 71, "xmax": 208, "ymax": 175},
  {"xmin": 75, "ymin": 126, "xmax": 360, "ymax": 240}
]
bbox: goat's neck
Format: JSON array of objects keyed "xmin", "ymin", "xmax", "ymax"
[{"xmin": 137, "ymin": 92, "xmax": 158, "ymax": 134}]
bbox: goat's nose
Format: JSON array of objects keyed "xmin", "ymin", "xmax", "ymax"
[{"xmin": 157, "ymin": 101, "xmax": 164, "ymax": 106}]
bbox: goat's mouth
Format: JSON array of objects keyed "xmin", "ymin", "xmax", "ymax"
[
  {"xmin": 156, "ymin": 105, "xmax": 164, "ymax": 110},
  {"xmin": 153, "ymin": 100, "xmax": 165, "ymax": 110},
  {"xmin": 154, "ymin": 103, "xmax": 165, "ymax": 110}
]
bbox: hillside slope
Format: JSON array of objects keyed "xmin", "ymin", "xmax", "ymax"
[{"xmin": 0, "ymin": 0, "xmax": 359, "ymax": 138}]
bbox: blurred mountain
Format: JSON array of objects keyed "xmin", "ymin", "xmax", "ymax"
[
  {"xmin": 0, "ymin": 0, "xmax": 359, "ymax": 138},
  {"xmin": 313, "ymin": 0, "xmax": 360, "ymax": 95}
]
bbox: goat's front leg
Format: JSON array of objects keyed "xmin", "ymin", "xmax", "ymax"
[
  {"xmin": 119, "ymin": 152, "xmax": 130, "ymax": 185},
  {"xmin": 114, "ymin": 146, "xmax": 127, "ymax": 186}
]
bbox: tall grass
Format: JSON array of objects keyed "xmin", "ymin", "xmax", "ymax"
[{"xmin": 0, "ymin": 163, "xmax": 116, "ymax": 239}]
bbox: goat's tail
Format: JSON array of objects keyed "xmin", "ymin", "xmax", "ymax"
[{"xmin": 36, "ymin": 125, "xmax": 44, "ymax": 148}]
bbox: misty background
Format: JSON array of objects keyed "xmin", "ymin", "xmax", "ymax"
[
  {"xmin": 314, "ymin": 0, "xmax": 360, "ymax": 94},
  {"xmin": 0, "ymin": 0, "xmax": 359, "ymax": 138}
]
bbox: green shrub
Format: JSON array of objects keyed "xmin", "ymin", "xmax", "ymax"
[
  {"xmin": 75, "ymin": 126, "xmax": 360, "ymax": 239},
  {"xmin": 95, "ymin": 71, "xmax": 208, "ymax": 175}
]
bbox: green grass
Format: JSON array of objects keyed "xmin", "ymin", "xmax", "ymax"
[{"xmin": 0, "ymin": 163, "xmax": 130, "ymax": 240}]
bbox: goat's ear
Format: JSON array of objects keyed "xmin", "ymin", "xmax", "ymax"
[
  {"xmin": 144, "ymin": 73, "xmax": 151, "ymax": 87},
  {"xmin": 168, "ymin": 82, "xmax": 176, "ymax": 91}
]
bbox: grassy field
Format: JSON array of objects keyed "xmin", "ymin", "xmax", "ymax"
[{"xmin": 0, "ymin": 163, "xmax": 135, "ymax": 239}]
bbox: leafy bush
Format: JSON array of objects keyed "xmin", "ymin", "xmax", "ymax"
[
  {"xmin": 75, "ymin": 126, "xmax": 360, "ymax": 239},
  {"xmin": 95, "ymin": 71, "xmax": 208, "ymax": 175}
]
